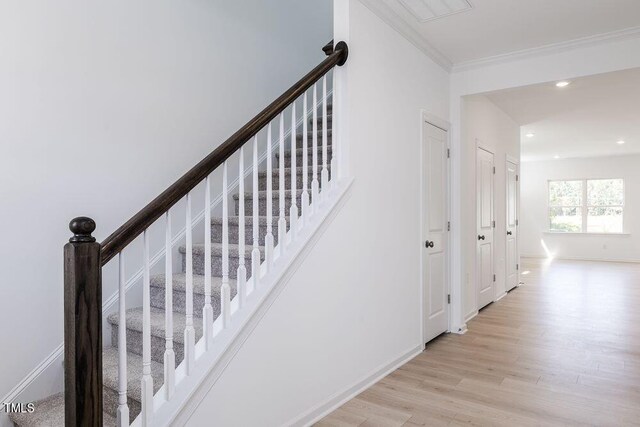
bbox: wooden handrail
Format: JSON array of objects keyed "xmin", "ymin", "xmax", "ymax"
[{"xmin": 99, "ymin": 41, "xmax": 348, "ymax": 265}]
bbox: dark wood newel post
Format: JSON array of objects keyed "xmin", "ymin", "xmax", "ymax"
[{"xmin": 64, "ymin": 217, "xmax": 103, "ymax": 427}]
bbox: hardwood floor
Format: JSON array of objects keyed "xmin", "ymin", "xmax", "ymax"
[{"xmin": 317, "ymin": 258, "xmax": 640, "ymax": 426}]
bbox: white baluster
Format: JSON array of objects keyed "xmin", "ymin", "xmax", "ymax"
[
  {"xmin": 164, "ymin": 212, "xmax": 175, "ymax": 399},
  {"xmin": 184, "ymin": 193, "xmax": 195, "ymax": 374},
  {"xmin": 237, "ymin": 147, "xmax": 246, "ymax": 308},
  {"xmin": 329, "ymin": 71, "xmax": 338, "ymax": 188},
  {"xmin": 141, "ymin": 231, "xmax": 153, "ymax": 427},
  {"xmin": 203, "ymin": 177, "xmax": 213, "ymax": 349},
  {"xmin": 278, "ymin": 114, "xmax": 287, "ymax": 253},
  {"xmin": 117, "ymin": 253, "xmax": 129, "ymax": 427},
  {"xmin": 289, "ymin": 102, "xmax": 298, "ymax": 241},
  {"xmin": 321, "ymin": 75, "xmax": 329, "ymax": 196},
  {"xmin": 265, "ymin": 124, "xmax": 275, "ymax": 270},
  {"xmin": 251, "ymin": 136, "xmax": 261, "ymax": 287},
  {"xmin": 221, "ymin": 161, "xmax": 231, "ymax": 327},
  {"xmin": 301, "ymin": 92, "xmax": 310, "ymax": 225},
  {"xmin": 311, "ymin": 83, "xmax": 320, "ymax": 211}
]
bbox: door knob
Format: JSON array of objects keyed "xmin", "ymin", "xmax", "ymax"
[
  {"xmin": 478, "ymin": 235, "xmax": 485, "ymax": 241},
  {"xmin": 425, "ymin": 240, "xmax": 435, "ymax": 248},
  {"xmin": 507, "ymin": 231, "xmax": 512, "ymax": 235}
]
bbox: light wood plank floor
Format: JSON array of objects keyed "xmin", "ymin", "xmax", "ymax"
[{"xmin": 317, "ymin": 258, "xmax": 640, "ymax": 426}]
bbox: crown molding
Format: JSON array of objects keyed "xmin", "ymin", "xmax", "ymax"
[
  {"xmin": 452, "ymin": 25, "xmax": 640, "ymax": 72},
  {"xmin": 359, "ymin": 0, "xmax": 453, "ymax": 71},
  {"xmin": 356, "ymin": 2, "xmax": 640, "ymax": 75}
]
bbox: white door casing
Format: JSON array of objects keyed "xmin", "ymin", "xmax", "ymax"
[
  {"xmin": 423, "ymin": 120, "xmax": 450, "ymax": 344},
  {"xmin": 476, "ymin": 146, "xmax": 495, "ymax": 310},
  {"xmin": 505, "ymin": 158, "xmax": 519, "ymax": 292}
]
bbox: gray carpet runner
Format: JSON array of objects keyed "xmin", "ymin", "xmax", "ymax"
[{"xmin": 10, "ymin": 108, "xmax": 332, "ymax": 426}]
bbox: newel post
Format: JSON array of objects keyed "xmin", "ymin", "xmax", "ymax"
[{"xmin": 64, "ymin": 217, "xmax": 103, "ymax": 427}]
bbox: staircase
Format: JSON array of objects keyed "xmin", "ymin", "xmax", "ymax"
[{"xmin": 10, "ymin": 108, "xmax": 334, "ymax": 427}]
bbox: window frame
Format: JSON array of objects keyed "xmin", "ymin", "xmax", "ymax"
[{"xmin": 547, "ymin": 178, "xmax": 625, "ymax": 234}]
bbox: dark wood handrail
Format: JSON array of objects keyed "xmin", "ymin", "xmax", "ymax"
[{"xmin": 100, "ymin": 41, "xmax": 348, "ymax": 265}]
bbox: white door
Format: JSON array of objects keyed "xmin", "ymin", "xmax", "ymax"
[
  {"xmin": 423, "ymin": 121, "xmax": 449, "ymax": 344},
  {"xmin": 505, "ymin": 159, "xmax": 519, "ymax": 292},
  {"xmin": 476, "ymin": 147, "xmax": 495, "ymax": 310}
]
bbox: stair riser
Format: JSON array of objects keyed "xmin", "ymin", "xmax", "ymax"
[
  {"xmin": 258, "ymin": 169, "xmax": 330, "ymax": 191},
  {"xmin": 296, "ymin": 131, "xmax": 332, "ymax": 144},
  {"xmin": 273, "ymin": 145, "xmax": 333, "ymax": 163},
  {"xmin": 181, "ymin": 251, "xmax": 261, "ymax": 278},
  {"xmin": 236, "ymin": 194, "xmax": 308, "ymax": 217},
  {"xmin": 211, "ymin": 220, "xmax": 287, "ymax": 246},
  {"xmin": 310, "ymin": 105, "xmax": 333, "ymax": 117},
  {"xmin": 110, "ymin": 325, "xmax": 200, "ymax": 365},
  {"xmin": 150, "ymin": 287, "xmax": 224, "ymax": 317},
  {"xmin": 103, "ymin": 387, "xmax": 142, "ymax": 422},
  {"xmin": 311, "ymin": 115, "xmax": 332, "ymax": 126},
  {"xmin": 280, "ymin": 152, "xmax": 332, "ymax": 168}
]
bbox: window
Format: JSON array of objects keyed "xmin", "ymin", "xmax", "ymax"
[
  {"xmin": 548, "ymin": 179, "xmax": 624, "ymax": 233},
  {"xmin": 549, "ymin": 180, "xmax": 583, "ymax": 233}
]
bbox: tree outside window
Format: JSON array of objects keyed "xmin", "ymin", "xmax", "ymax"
[{"xmin": 549, "ymin": 179, "xmax": 624, "ymax": 233}]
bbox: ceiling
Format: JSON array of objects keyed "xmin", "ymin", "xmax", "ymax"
[
  {"xmin": 484, "ymin": 68, "xmax": 640, "ymax": 161},
  {"xmin": 365, "ymin": 0, "xmax": 640, "ymax": 67}
]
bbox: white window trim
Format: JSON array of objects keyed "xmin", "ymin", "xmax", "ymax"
[{"xmin": 547, "ymin": 178, "xmax": 625, "ymax": 234}]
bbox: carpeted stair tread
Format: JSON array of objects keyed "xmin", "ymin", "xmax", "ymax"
[
  {"xmin": 276, "ymin": 144, "xmax": 333, "ymax": 158},
  {"xmin": 232, "ymin": 189, "xmax": 309, "ymax": 217},
  {"xmin": 295, "ymin": 129, "xmax": 332, "ymax": 142},
  {"xmin": 151, "ymin": 273, "xmax": 237, "ymax": 295},
  {"xmin": 259, "ymin": 165, "xmax": 330, "ymax": 178},
  {"xmin": 179, "ymin": 242, "xmax": 264, "ymax": 278},
  {"xmin": 107, "ymin": 307, "xmax": 203, "ymax": 344},
  {"xmin": 102, "ymin": 346, "xmax": 163, "ymax": 400},
  {"xmin": 150, "ymin": 273, "xmax": 238, "ymax": 315},
  {"xmin": 233, "ymin": 189, "xmax": 305, "ymax": 200},
  {"xmin": 211, "ymin": 215, "xmax": 288, "ymax": 226},
  {"xmin": 179, "ymin": 242, "xmax": 264, "ymax": 258},
  {"xmin": 211, "ymin": 216, "xmax": 289, "ymax": 246},
  {"xmin": 8, "ymin": 393, "xmax": 116, "ymax": 427},
  {"xmin": 102, "ymin": 347, "xmax": 164, "ymax": 419},
  {"xmin": 311, "ymin": 113, "xmax": 332, "ymax": 124},
  {"xmin": 257, "ymin": 166, "xmax": 330, "ymax": 191}
]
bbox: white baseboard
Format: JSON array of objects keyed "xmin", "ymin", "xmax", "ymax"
[
  {"xmin": 464, "ymin": 310, "xmax": 478, "ymax": 323},
  {"xmin": 495, "ymin": 292, "xmax": 508, "ymax": 301},
  {"xmin": 521, "ymin": 254, "xmax": 640, "ymax": 264},
  {"xmin": 450, "ymin": 322, "xmax": 467, "ymax": 335},
  {"xmin": 286, "ymin": 344, "xmax": 423, "ymax": 427}
]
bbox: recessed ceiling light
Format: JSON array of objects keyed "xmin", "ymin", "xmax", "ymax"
[
  {"xmin": 554, "ymin": 155, "xmax": 560, "ymax": 159},
  {"xmin": 617, "ymin": 140, "xmax": 626, "ymax": 145},
  {"xmin": 525, "ymin": 133, "xmax": 535, "ymax": 138},
  {"xmin": 556, "ymin": 81, "xmax": 571, "ymax": 88}
]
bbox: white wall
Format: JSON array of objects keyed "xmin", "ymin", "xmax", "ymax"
[
  {"xmin": 0, "ymin": 0, "xmax": 332, "ymax": 406},
  {"xmin": 460, "ymin": 95, "xmax": 520, "ymax": 320},
  {"xmin": 449, "ymin": 33, "xmax": 640, "ymax": 332},
  {"xmin": 521, "ymin": 155, "xmax": 640, "ymax": 262},
  {"xmin": 185, "ymin": 1, "xmax": 450, "ymax": 425}
]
